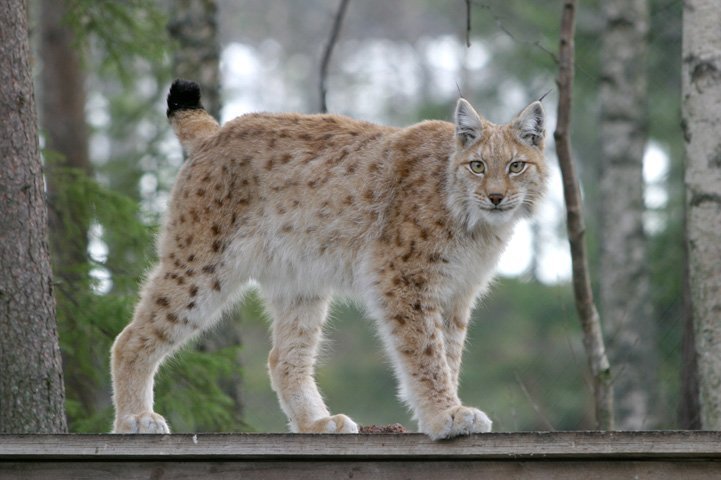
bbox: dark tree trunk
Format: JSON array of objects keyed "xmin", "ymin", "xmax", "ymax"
[
  {"xmin": 679, "ymin": 253, "xmax": 701, "ymax": 429},
  {"xmin": 40, "ymin": 0, "xmax": 92, "ymax": 278},
  {"xmin": 0, "ymin": 0, "xmax": 68, "ymax": 433},
  {"xmin": 39, "ymin": 0, "xmax": 103, "ymax": 425}
]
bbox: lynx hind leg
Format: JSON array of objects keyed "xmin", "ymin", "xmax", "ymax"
[
  {"xmin": 111, "ymin": 261, "xmax": 235, "ymax": 433},
  {"xmin": 265, "ymin": 294, "xmax": 358, "ymax": 434}
]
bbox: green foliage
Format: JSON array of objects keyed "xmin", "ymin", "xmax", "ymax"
[
  {"xmin": 50, "ymin": 166, "xmax": 243, "ymax": 432},
  {"xmin": 65, "ymin": 0, "xmax": 169, "ymax": 84},
  {"xmin": 62, "ymin": 294, "xmax": 135, "ymax": 433},
  {"xmin": 48, "ymin": 165, "xmax": 152, "ymax": 432},
  {"xmin": 463, "ymin": 278, "xmax": 589, "ymax": 430},
  {"xmin": 156, "ymin": 345, "xmax": 242, "ymax": 433},
  {"xmin": 51, "ymin": 0, "xmax": 249, "ymax": 434}
]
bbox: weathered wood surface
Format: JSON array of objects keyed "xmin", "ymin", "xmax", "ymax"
[{"xmin": 2, "ymin": 432, "xmax": 721, "ymax": 480}]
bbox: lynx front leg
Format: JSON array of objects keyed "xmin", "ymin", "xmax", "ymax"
[
  {"xmin": 265, "ymin": 294, "xmax": 358, "ymax": 434},
  {"xmin": 381, "ymin": 295, "xmax": 491, "ymax": 440},
  {"xmin": 443, "ymin": 295, "xmax": 475, "ymax": 391}
]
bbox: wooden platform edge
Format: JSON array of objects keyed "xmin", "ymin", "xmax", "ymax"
[{"xmin": 1, "ymin": 431, "xmax": 721, "ymax": 461}]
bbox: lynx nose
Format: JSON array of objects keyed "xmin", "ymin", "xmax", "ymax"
[{"xmin": 488, "ymin": 193, "xmax": 504, "ymax": 206}]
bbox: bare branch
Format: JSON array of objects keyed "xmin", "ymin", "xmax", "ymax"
[
  {"xmin": 532, "ymin": 40, "xmax": 560, "ymax": 65},
  {"xmin": 465, "ymin": 0, "xmax": 472, "ymax": 47},
  {"xmin": 553, "ymin": 0, "xmax": 614, "ymax": 430},
  {"xmin": 319, "ymin": 0, "xmax": 350, "ymax": 113},
  {"xmin": 472, "ymin": 1, "xmax": 559, "ymax": 64},
  {"xmin": 514, "ymin": 372, "xmax": 555, "ymax": 431}
]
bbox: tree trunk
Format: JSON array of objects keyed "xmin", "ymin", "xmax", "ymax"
[
  {"xmin": 0, "ymin": 0, "xmax": 68, "ymax": 433},
  {"xmin": 682, "ymin": 0, "xmax": 721, "ymax": 430},
  {"xmin": 168, "ymin": 0, "xmax": 245, "ymax": 428},
  {"xmin": 554, "ymin": 0, "xmax": 614, "ymax": 430},
  {"xmin": 679, "ymin": 252, "xmax": 701, "ymax": 428},
  {"xmin": 598, "ymin": 0, "xmax": 657, "ymax": 430},
  {"xmin": 168, "ymin": 0, "xmax": 221, "ymax": 121},
  {"xmin": 39, "ymin": 0, "xmax": 101, "ymax": 426}
]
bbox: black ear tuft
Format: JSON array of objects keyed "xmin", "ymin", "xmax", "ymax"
[{"xmin": 167, "ymin": 79, "xmax": 203, "ymax": 118}]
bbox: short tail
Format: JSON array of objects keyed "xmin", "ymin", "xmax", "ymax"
[{"xmin": 167, "ymin": 79, "xmax": 220, "ymax": 155}]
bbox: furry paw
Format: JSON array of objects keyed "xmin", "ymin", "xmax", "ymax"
[
  {"xmin": 304, "ymin": 414, "xmax": 359, "ymax": 434},
  {"xmin": 421, "ymin": 406, "xmax": 492, "ymax": 440},
  {"xmin": 113, "ymin": 412, "xmax": 170, "ymax": 434}
]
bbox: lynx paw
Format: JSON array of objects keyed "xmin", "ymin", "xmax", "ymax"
[
  {"xmin": 303, "ymin": 414, "xmax": 359, "ymax": 434},
  {"xmin": 113, "ymin": 412, "xmax": 170, "ymax": 434},
  {"xmin": 422, "ymin": 406, "xmax": 492, "ymax": 440}
]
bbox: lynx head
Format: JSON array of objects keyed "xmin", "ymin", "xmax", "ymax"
[{"xmin": 447, "ymin": 98, "xmax": 548, "ymax": 230}]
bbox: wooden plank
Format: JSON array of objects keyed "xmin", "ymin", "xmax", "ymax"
[
  {"xmin": 1, "ymin": 431, "xmax": 721, "ymax": 460},
  {"xmin": 2, "ymin": 460, "xmax": 721, "ymax": 480}
]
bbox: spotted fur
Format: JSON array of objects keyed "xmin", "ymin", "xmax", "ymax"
[{"xmin": 110, "ymin": 80, "xmax": 548, "ymax": 439}]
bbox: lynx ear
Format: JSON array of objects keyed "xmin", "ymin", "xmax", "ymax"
[
  {"xmin": 513, "ymin": 101, "xmax": 545, "ymax": 147},
  {"xmin": 454, "ymin": 98, "xmax": 483, "ymax": 147}
]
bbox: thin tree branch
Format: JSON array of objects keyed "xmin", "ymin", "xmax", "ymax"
[
  {"xmin": 553, "ymin": 0, "xmax": 614, "ymax": 430},
  {"xmin": 472, "ymin": 0, "xmax": 559, "ymax": 64},
  {"xmin": 319, "ymin": 0, "xmax": 350, "ymax": 113},
  {"xmin": 465, "ymin": 0, "xmax": 472, "ymax": 47},
  {"xmin": 514, "ymin": 372, "xmax": 555, "ymax": 431}
]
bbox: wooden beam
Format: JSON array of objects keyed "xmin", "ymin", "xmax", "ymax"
[
  {"xmin": 2, "ymin": 432, "xmax": 720, "ymax": 480},
  {"xmin": 2, "ymin": 431, "xmax": 721, "ymax": 459}
]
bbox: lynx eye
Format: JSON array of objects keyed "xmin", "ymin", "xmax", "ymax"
[
  {"xmin": 509, "ymin": 160, "xmax": 526, "ymax": 174},
  {"xmin": 468, "ymin": 160, "xmax": 486, "ymax": 175}
]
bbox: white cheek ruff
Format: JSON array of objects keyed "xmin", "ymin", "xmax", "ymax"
[{"xmin": 477, "ymin": 208, "xmax": 517, "ymax": 226}]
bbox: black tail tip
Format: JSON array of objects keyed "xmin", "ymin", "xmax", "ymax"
[{"xmin": 167, "ymin": 79, "xmax": 203, "ymax": 117}]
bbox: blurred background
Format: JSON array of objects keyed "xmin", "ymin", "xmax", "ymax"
[{"xmin": 34, "ymin": 0, "xmax": 686, "ymax": 433}]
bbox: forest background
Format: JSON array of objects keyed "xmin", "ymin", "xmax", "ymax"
[{"xmin": 23, "ymin": 0, "xmax": 691, "ymax": 433}]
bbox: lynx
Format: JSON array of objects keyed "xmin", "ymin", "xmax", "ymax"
[{"xmin": 111, "ymin": 79, "xmax": 547, "ymax": 439}]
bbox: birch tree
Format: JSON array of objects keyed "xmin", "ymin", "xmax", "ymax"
[
  {"xmin": 683, "ymin": 0, "xmax": 721, "ymax": 430},
  {"xmin": 598, "ymin": 0, "xmax": 657, "ymax": 429},
  {"xmin": 0, "ymin": 0, "xmax": 67, "ymax": 433}
]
